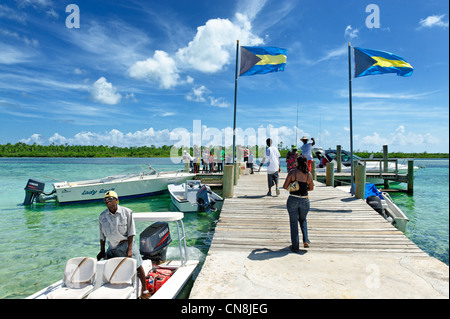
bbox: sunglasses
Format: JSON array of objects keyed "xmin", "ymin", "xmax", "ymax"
[{"xmin": 104, "ymin": 196, "xmax": 117, "ymax": 202}]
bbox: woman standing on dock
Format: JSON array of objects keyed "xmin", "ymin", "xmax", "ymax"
[{"xmin": 283, "ymin": 155, "xmax": 314, "ymax": 252}]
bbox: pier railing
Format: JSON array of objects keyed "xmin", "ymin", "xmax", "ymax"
[{"xmin": 359, "ymin": 159, "xmax": 399, "ymax": 178}]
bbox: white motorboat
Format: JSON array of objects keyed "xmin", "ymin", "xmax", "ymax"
[
  {"xmin": 23, "ymin": 165, "xmax": 196, "ymax": 204},
  {"xmin": 313, "ymin": 148, "xmax": 418, "ymax": 184},
  {"xmin": 168, "ymin": 180, "xmax": 223, "ymax": 214},
  {"xmin": 27, "ymin": 212, "xmax": 199, "ymax": 299},
  {"xmin": 380, "ymin": 192, "xmax": 409, "ymax": 233}
]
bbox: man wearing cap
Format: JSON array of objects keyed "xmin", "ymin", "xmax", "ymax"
[
  {"xmin": 97, "ymin": 190, "xmax": 151, "ymax": 299},
  {"xmin": 300, "ymin": 136, "xmax": 315, "ymax": 171}
]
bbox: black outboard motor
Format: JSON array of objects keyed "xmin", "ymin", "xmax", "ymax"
[
  {"xmin": 23, "ymin": 179, "xmax": 45, "ymax": 205},
  {"xmin": 139, "ymin": 222, "xmax": 172, "ymax": 263},
  {"xmin": 196, "ymin": 185, "xmax": 216, "ymax": 214},
  {"xmin": 366, "ymin": 195, "xmax": 384, "ymax": 215}
]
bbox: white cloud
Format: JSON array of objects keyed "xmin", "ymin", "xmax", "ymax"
[
  {"xmin": 418, "ymin": 14, "xmax": 449, "ymax": 29},
  {"xmin": 344, "ymin": 25, "xmax": 359, "ymax": 39},
  {"xmin": 360, "ymin": 125, "xmax": 439, "ymax": 148},
  {"xmin": 186, "ymin": 85, "xmax": 230, "ymax": 107},
  {"xmin": 128, "ymin": 50, "xmax": 180, "ymax": 89},
  {"xmin": 176, "ymin": 13, "xmax": 263, "ymax": 73},
  {"xmin": 19, "ymin": 133, "xmax": 43, "ymax": 144},
  {"xmin": 89, "ymin": 77, "xmax": 122, "ymax": 105}
]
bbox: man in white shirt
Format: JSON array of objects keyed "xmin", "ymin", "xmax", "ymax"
[
  {"xmin": 97, "ymin": 191, "xmax": 151, "ymax": 299},
  {"xmin": 258, "ymin": 138, "xmax": 281, "ymax": 196},
  {"xmin": 300, "ymin": 136, "xmax": 315, "ymax": 171}
]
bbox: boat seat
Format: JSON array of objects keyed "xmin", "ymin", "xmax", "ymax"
[
  {"xmin": 47, "ymin": 257, "xmax": 97, "ymax": 299},
  {"xmin": 87, "ymin": 257, "xmax": 137, "ymax": 299}
]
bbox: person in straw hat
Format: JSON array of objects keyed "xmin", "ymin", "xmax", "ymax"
[{"xmin": 300, "ymin": 136, "xmax": 315, "ymax": 172}]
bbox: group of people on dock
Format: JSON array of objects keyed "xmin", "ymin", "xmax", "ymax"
[{"xmin": 182, "ymin": 146, "xmax": 255, "ymax": 174}]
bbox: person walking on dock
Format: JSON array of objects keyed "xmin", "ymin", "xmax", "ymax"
[
  {"xmin": 300, "ymin": 136, "xmax": 315, "ymax": 171},
  {"xmin": 283, "ymin": 155, "xmax": 314, "ymax": 252},
  {"xmin": 258, "ymin": 138, "xmax": 281, "ymax": 196}
]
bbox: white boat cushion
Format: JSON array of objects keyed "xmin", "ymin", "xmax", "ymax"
[
  {"xmin": 87, "ymin": 257, "xmax": 137, "ymax": 299},
  {"xmin": 87, "ymin": 283, "xmax": 135, "ymax": 299},
  {"xmin": 63, "ymin": 257, "xmax": 97, "ymax": 288},
  {"xmin": 102, "ymin": 257, "xmax": 136, "ymax": 284},
  {"xmin": 47, "ymin": 283, "xmax": 94, "ymax": 299},
  {"xmin": 46, "ymin": 257, "xmax": 97, "ymax": 299}
]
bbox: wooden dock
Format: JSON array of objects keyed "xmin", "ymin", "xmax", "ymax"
[
  {"xmin": 208, "ymin": 173, "xmax": 423, "ymax": 255},
  {"xmin": 189, "ymin": 172, "xmax": 449, "ymax": 299}
]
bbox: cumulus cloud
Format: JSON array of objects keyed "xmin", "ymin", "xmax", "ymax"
[
  {"xmin": 89, "ymin": 77, "xmax": 122, "ymax": 105},
  {"xmin": 360, "ymin": 125, "xmax": 439, "ymax": 148},
  {"xmin": 418, "ymin": 14, "xmax": 449, "ymax": 29},
  {"xmin": 176, "ymin": 13, "xmax": 264, "ymax": 73},
  {"xmin": 128, "ymin": 13, "xmax": 263, "ymax": 90},
  {"xmin": 128, "ymin": 50, "xmax": 180, "ymax": 89}
]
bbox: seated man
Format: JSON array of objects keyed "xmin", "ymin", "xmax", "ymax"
[{"xmin": 96, "ymin": 190, "xmax": 150, "ymax": 299}]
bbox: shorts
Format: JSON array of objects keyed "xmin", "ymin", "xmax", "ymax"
[
  {"xmin": 267, "ymin": 171, "xmax": 279, "ymax": 189},
  {"xmin": 106, "ymin": 241, "xmax": 143, "ymax": 268}
]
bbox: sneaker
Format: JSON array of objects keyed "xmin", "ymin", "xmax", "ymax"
[
  {"xmin": 303, "ymin": 242, "xmax": 310, "ymax": 248},
  {"xmin": 266, "ymin": 191, "xmax": 272, "ymax": 196},
  {"xmin": 276, "ymin": 188, "xmax": 280, "ymax": 196}
]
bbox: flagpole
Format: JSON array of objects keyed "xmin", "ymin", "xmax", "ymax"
[
  {"xmin": 348, "ymin": 42, "xmax": 354, "ymax": 196},
  {"xmin": 232, "ymin": 40, "xmax": 239, "ymax": 164}
]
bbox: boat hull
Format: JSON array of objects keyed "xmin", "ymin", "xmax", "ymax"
[{"xmin": 53, "ymin": 172, "xmax": 196, "ymax": 203}]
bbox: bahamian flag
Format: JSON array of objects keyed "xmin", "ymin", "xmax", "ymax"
[
  {"xmin": 239, "ymin": 46, "xmax": 287, "ymax": 76},
  {"xmin": 354, "ymin": 47, "xmax": 413, "ymax": 78}
]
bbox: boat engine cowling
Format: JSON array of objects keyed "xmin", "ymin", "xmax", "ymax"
[
  {"xmin": 23, "ymin": 179, "xmax": 45, "ymax": 205},
  {"xmin": 139, "ymin": 222, "xmax": 172, "ymax": 263},
  {"xmin": 196, "ymin": 185, "xmax": 216, "ymax": 214}
]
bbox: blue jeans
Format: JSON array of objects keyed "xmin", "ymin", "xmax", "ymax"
[{"xmin": 286, "ymin": 196, "xmax": 310, "ymax": 250}]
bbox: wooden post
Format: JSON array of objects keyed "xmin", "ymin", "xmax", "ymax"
[
  {"xmin": 223, "ymin": 165, "xmax": 234, "ymax": 197},
  {"xmin": 326, "ymin": 162, "xmax": 334, "ymax": 186},
  {"xmin": 337, "ymin": 145, "xmax": 342, "ymax": 173},
  {"xmin": 407, "ymin": 160, "xmax": 414, "ymax": 194},
  {"xmin": 311, "ymin": 160, "xmax": 317, "ymax": 180},
  {"xmin": 234, "ymin": 162, "xmax": 240, "ymax": 185},
  {"xmin": 355, "ymin": 164, "xmax": 366, "ymax": 199},
  {"xmin": 383, "ymin": 145, "xmax": 388, "ymax": 172}
]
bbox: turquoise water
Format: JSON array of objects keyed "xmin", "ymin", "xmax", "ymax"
[
  {"xmin": 388, "ymin": 159, "xmax": 449, "ymax": 265},
  {"xmin": 0, "ymin": 157, "xmax": 219, "ymax": 299},
  {"xmin": 0, "ymin": 157, "xmax": 448, "ymax": 299}
]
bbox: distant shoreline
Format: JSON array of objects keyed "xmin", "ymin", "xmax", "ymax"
[{"xmin": 0, "ymin": 143, "xmax": 448, "ymax": 158}]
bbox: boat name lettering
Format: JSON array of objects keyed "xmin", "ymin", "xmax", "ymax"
[
  {"xmin": 99, "ymin": 188, "xmax": 115, "ymax": 194},
  {"xmin": 81, "ymin": 188, "xmax": 116, "ymax": 196},
  {"xmin": 82, "ymin": 190, "xmax": 97, "ymax": 196}
]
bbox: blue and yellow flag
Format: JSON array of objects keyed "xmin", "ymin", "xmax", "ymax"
[
  {"xmin": 239, "ymin": 46, "xmax": 287, "ymax": 76},
  {"xmin": 354, "ymin": 47, "xmax": 413, "ymax": 78}
]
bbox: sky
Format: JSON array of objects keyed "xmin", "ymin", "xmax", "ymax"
[{"xmin": 0, "ymin": 0, "xmax": 448, "ymax": 153}]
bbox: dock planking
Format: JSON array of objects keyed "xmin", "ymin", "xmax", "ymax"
[
  {"xmin": 190, "ymin": 171, "xmax": 449, "ymax": 299},
  {"xmin": 209, "ymin": 172, "xmax": 426, "ymax": 256}
]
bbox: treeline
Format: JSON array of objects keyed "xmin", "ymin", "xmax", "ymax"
[
  {"xmin": 0, "ymin": 142, "xmax": 173, "ymax": 157},
  {"xmin": 0, "ymin": 142, "xmax": 448, "ymax": 158}
]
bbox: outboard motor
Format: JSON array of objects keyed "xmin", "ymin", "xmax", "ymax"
[
  {"xmin": 196, "ymin": 185, "xmax": 216, "ymax": 214},
  {"xmin": 23, "ymin": 179, "xmax": 45, "ymax": 205},
  {"xmin": 139, "ymin": 222, "xmax": 172, "ymax": 263},
  {"xmin": 366, "ymin": 195, "xmax": 385, "ymax": 216}
]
